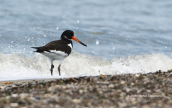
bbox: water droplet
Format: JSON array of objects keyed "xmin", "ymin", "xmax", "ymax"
[
  {"xmin": 96, "ymin": 40, "xmax": 99, "ymax": 45},
  {"xmin": 77, "ymin": 20, "xmax": 79, "ymax": 23}
]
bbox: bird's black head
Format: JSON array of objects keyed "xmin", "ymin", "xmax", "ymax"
[
  {"xmin": 61, "ymin": 30, "xmax": 74, "ymax": 40},
  {"xmin": 61, "ymin": 30, "xmax": 87, "ymax": 47}
]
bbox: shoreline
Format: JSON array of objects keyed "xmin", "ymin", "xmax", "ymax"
[{"xmin": 0, "ymin": 71, "xmax": 172, "ymax": 107}]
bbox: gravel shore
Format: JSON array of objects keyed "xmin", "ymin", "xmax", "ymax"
[{"xmin": 0, "ymin": 70, "xmax": 172, "ymax": 108}]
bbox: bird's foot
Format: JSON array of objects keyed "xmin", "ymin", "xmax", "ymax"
[
  {"xmin": 50, "ymin": 65, "xmax": 54, "ymax": 76},
  {"xmin": 58, "ymin": 64, "xmax": 61, "ymax": 76}
]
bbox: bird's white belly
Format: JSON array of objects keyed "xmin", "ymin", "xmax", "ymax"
[{"xmin": 42, "ymin": 50, "xmax": 68, "ymax": 60}]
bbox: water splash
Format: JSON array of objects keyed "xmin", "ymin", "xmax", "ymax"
[{"xmin": 0, "ymin": 51, "xmax": 172, "ymax": 81}]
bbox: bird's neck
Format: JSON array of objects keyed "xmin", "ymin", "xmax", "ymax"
[
  {"xmin": 61, "ymin": 37, "xmax": 70, "ymax": 41},
  {"xmin": 61, "ymin": 37, "xmax": 72, "ymax": 44}
]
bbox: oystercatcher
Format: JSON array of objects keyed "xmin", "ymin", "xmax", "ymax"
[{"xmin": 31, "ymin": 30, "xmax": 87, "ymax": 76}]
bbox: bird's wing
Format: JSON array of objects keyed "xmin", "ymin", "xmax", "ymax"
[{"xmin": 31, "ymin": 40, "xmax": 71, "ymax": 55}]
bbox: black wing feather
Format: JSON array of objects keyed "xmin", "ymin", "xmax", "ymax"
[{"xmin": 31, "ymin": 40, "xmax": 72, "ymax": 55}]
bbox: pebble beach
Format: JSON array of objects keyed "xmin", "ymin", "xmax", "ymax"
[{"xmin": 0, "ymin": 70, "xmax": 172, "ymax": 108}]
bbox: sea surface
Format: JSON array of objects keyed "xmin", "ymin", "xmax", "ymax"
[{"xmin": 0, "ymin": 0, "xmax": 172, "ymax": 81}]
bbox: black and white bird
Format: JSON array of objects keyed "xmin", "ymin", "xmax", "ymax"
[{"xmin": 31, "ymin": 30, "xmax": 87, "ymax": 76}]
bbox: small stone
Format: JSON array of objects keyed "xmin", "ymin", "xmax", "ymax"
[
  {"xmin": 126, "ymin": 88, "xmax": 131, "ymax": 92},
  {"xmin": 118, "ymin": 102, "xmax": 127, "ymax": 107},
  {"xmin": 120, "ymin": 81, "xmax": 126, "ymax": 85},
  {"xmin": 137, "ymin": 90, "xmax": 141, "ymax": 93},
  {"xmin": 108, "ymin": 84, "xmax": 114, "ymax": 88},
  {"xmin": 10, "ymin": 103, "xmax": 19, "ymax": 107},
  {"xmin": 147, "ymin": 90, "xmax": 151, "ymax": 93},
  {"xmin": 62, "ymin": 86, "xmax": 67, "ymax": 89},
  {"xmin": 3, "ymin": 82, "xmax": 13, "ymax": 84},
  {"xmin": 44, "ymin": 94, "xmax": 52, "ymax": 98},
  {"xmin": 6, "ymin": 87, "xmax": 12, "ymax": 91},
  {"xmin": 15, "ymin": 84, "xmax": 22, "ymax": 86},
  {"xmin": 98, "ymin": 91, "xmax": 103, "ymax": 95},
  {"xmin": 7, "ymin": 85, "xmax": 12, "ymax": 87},
  {"xmin": 142, "ymin": 105, "xmax": 150, "ymax": 108},
  {"xmin": 55, "ymin": 105, "xmax": 60, "ymax": 108},
  {"xmin": 79, "ymin": 90, "xmax": 83, "ymax": 94},
  {"xmin": 12, "ymin": 94, "xmax": 18, "ymax": 98},
  {"xmin": 0, "ymin": 86, "xmax": 6, "ymax": 91},
  {"xmin": 135, "ymin": 74, "xmax": 140, "ymax": 77},
  {"xmin": 48, "ymin": 87, "xmax": 54, "ymax": 92},
  {"xmin": 18, "ymin": 100, "xmax": 26, "ymax": 106},
  {"xmin": 55, "ymin": 85, "xmax": 61, "ymax": 88},
  {"xmin": 72, "ymin": 99, "xmax": 81, "ymax": 104},
  {"xmin": 5, "ymin": 96, "xmax": 10, "ymax": 100},
  {"xmin": 20, "ymin": 93, "xmax": 29, "ymax": 99},
  {"xmin": 12, "ymin": 85, "xmax": 17, "ymax": 88}
]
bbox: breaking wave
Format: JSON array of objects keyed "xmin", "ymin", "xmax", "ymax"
[{"xmin": 0, "ymin": 51, "xmax": 172, "ymax": 81}]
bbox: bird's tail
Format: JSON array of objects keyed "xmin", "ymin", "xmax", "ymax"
[
  {"xmin": 31, "ymin": 47, "xmax": 39, "ymax": 49},
  {"xmin": 31, "ymin": 47, "xmax": 41, "ymax": 52}
]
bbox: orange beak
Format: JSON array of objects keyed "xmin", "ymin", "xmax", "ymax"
[{"xmin": 72, "ymin": 36, "xmax": 87, "ymax": 47}]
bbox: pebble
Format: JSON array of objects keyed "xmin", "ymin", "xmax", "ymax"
[
  {"xmin": 10, "ymin": 103, "xmax": 19, "ymax": 107},
  {"xmin": 0, "ymin": 86, "xmax": 6, "ymax": 91},
  {"xmin": 72, "ymin": 99, "xmax": 81, "ymax": 104},
  {"xmin": 79, "ymin": 89, "xmax": 83, "ymax": 94},
  {"xmin": 11, "ymin": 94, "xmax": 18, "ymax": 98},
  {"xmin": 135, "ymin": 74, "xmax": 141, "ymax": 77},
  {"xmin": 15, "ymin": 84, "xmax": 22, "ymax": 86},
  {"xmin": 20, "ymin": 93, "xmax": 29, "ymax": 99},
  {"xmin": 120, "ymin": 81, "xmax": 126, "ymax": 85},
  {"xmin": 108, "ymin": 84, "xmax": 114, "ymax": 88},
  {"xmin": 98, "ymin": 91, "xmax": 103, "ymax": 95}
]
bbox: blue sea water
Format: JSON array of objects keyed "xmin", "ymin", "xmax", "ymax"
[{"xmin": 0, "ymin": 0, "xmax": 172, "ymax": 80}]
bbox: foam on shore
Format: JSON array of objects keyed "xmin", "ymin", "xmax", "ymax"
[{"xmin": 0, "ymin": 51, "xmax": 172, "ymax": 81}]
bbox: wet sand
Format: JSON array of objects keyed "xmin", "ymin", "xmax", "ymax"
[{"xmin": 0, "ymin": 70, "xmax": 172, "ymax": 108}]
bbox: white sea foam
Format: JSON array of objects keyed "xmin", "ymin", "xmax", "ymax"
[
  {"xmin": 94, "ymin": 54, "xmax": 172, "ymax": 75},
  {"xmin": 0, "ymin": 51, "xmax": 172, "ymax": 81}
]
